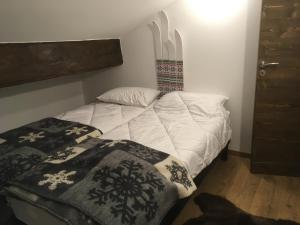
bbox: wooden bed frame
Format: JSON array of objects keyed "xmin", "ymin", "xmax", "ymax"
[{"xmin": 160, "ymin": 141, "xmax": 230, "ymax": 225}]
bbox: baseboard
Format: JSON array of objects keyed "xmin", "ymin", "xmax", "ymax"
[
  {"xmin": 228, "ymin": 149, "xmax": 251, "ymax": 158},
  {"xmin": 251, "ymin": 162, "xmax": 300, "ymax": 177}
]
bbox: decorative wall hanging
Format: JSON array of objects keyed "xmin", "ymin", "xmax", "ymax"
[{"xmin": 149, "ymin": 11, "xmax": 184, "ymax": 95}]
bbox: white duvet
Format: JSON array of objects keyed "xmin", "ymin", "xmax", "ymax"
[
  {"xmin": 57, "ymin": 91, "xmax": 231, "ymax": 178},
  {"xmin": 56, "ymin": 101, "xmax": 150, "ymax": 133},
  {"xmin": 101, "ymin": 92, "xmax": 231, "ymax": 178}
]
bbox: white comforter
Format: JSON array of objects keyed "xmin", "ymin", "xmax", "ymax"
[
  {"xmin": 56, "ymin": 101, "xmax": 149, "ymax": 133},
  {"xmin": 57, "ymin": 92, "xmax": 231, "ymax": 178},
  {"xmin": 101, "ymin": 92, "xmax": 232, "ymax": 178}
]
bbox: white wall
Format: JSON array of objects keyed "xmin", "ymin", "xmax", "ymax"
[
  {"xmin": 82, "ymin": 25, "xmax": 158, "ymax": 102},
  {"xmin": 240, "ymin": 0, "xmax": 262, "ymax": 153},
  {"xmin": 0, "ymin": 0, "xmax": 177, "ymax": 133},
  {"xmin": 0, "ymin": 0, "xmax": 176, "ymax": 42},
  {"xmin": 0, "ymin": 76, "xmax": 85, "ymax": 133},
  {"xmin": 82, "ymin": 0, "xmax": 262, "ymax": 153}
]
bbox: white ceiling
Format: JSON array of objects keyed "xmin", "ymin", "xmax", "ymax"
[{"xmin": 0, "ymin": 0, "xmax": 177, "ymax": 42}]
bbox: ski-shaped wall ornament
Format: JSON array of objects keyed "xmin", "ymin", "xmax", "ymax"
[
  {"xmin": 175, "ymin": 29, "xmax": 184, "ymax": 89},
  {"xmin": 175, "ymin": 29, "xmax": 183, "ymax": 61},
  {"xmin": 159, "ymin": 11, "xmax": 170, "ymax": 60},
  {"xmin": 148, "ymin": 21, "xmax": 162, "ymax": 60},
  {"xmin": 149, "ymin": 10, "xmax": 184, "ymax": 95},
  {"xmin": 166, "ymin": 40, "xmax": 176, "ymax": 61}
]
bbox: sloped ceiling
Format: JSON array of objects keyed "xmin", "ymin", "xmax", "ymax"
[{"xmin": 0, "ymin": 0, "xmax": 177, "ymax": 42}]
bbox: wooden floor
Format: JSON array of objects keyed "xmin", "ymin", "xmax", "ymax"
[{"xmin": 172, "ymin": 155, "xmax": 300, "ymax": 225}]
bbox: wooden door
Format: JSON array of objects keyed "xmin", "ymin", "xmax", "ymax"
[{"xmin": 251, "ymin": 0, "xmax": 300, "ymax": 176}]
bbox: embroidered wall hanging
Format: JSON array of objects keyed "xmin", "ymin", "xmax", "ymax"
[{"xmin": 149, "ymin": 11, "xmax": 184, "ymax": 95}]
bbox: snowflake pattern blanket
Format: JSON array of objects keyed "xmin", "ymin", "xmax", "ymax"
[
  {"xmin": 0, "ymin": 118, "xmax": 102, "ymax": 189},
  {"xmin": 7, "ymin": 138, "xmax": 197, "ymax": 225}
]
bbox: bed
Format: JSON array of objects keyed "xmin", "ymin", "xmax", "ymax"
[{"xmin": 2, "ymin": 89, "xmax": 232, "ymax": 225}]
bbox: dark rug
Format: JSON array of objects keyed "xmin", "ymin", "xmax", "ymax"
[{"xmin": 184, "ymin": 193, "xmax": 300, "ymax": 225}]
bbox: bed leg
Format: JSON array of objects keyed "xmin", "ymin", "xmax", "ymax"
[{"xmin": 221, "ymin": 142, "xmax": 230, "ymax": 161}]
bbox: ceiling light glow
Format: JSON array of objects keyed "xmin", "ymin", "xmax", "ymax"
[{"xmin": 187, "ymin": 0, "xmax": 246, "ymax": 24}]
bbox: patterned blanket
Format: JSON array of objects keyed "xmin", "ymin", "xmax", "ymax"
[
  {"xmin": 7, "ymin": 138, "xmax": 196, "ymax": 225},
  {"xmin": 0, "ymin": 118, "xmax": 102, "ymax": 189}
]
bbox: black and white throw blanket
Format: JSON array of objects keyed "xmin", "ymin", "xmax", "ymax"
[
  {"xmin": 7, "ymin": 138, "xmax": 197, "ymax": 225},
  {"xmin": 0, "ymin": 118, "xmax": 102, "ymax": 189}
]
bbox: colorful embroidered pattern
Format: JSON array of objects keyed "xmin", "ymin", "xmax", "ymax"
[{"xmin": 156, "ymin": 60, "xmax": 184, "ymax": 95}]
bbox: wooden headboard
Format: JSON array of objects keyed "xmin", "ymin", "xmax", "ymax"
[{"xmin": 0, "ymin": 39, "xmax": 123, "ymax": 88}]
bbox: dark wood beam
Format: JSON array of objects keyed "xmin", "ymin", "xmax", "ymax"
[{"xmin": 0, "ymin": 39, "xmax": 123, "ymax": 88}]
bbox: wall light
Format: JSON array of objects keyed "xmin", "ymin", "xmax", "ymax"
[{"xmin": 187, "ymin": 0, "xmax": 246, "ymax": 24}]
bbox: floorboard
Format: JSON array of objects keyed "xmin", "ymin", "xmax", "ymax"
[{"xmin": 172, "ymin": 155, "xmax": 300, "ymax": 225}]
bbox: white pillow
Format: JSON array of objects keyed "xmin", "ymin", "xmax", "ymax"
[
  {"xmin": 97, "ymin": 87, "xmax": 160, "ymax": 107},
  {"xmin": 181, "ymin": 92, "xmax": 229, "ymax": 117},
  {"xmin": 156, "ymin": 91, "xmax": 229, "ymax": 117},
  {"xmin": 177, "ymin": 91, "xmax": 228, "ymax": 106}
]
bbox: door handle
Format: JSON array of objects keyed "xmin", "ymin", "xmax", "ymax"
[{"xmin": 259, "ymin": 60, "xmax": 279, "ymax": 69}]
